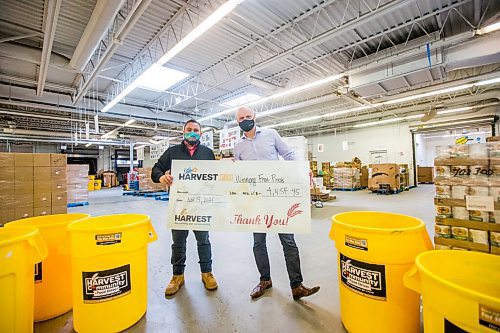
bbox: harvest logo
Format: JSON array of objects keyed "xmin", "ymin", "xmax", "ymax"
[
  {"xmin": 178, "ymin": 167, "xmax": 218, "ymax": 181},
  {"xmin": 340, "ymin": 254, "xmax": 386, "ymax": 300},
  {"xmin": 231, "ymin": 203, "xmax": 303, "ymax": 229},
  {"xmin": 174, "ymin": 214, "xmax": 212, "ymax": 223}
]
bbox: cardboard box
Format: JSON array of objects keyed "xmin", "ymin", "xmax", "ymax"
[
  {"xmin": 368, "ymin": 163, "xmax": 400, "ymax": 190},
  {"xmin": 15, "ymin": 205, "xmax": 33, "ymax": 220},
  {"xmin": 14, "ymin": 181, "xmax": 33, "ymax": 195},
  {"xmin": 0, "ymin": 168, "xmax": 15, "ymax": 180},
  {"xmin": 51, "ymin": 167, "xmax": 67, "ymax": 180},
  {"xmin": 52, "ymin": 180, "xmax": 67, "ymax": 192},
  {"xmin": 14, "ymin": 166, "xmax": 34, "ymax": 181},
  {"xmin": 361, "ymin": 166, "xmax": 369, "ymax": 187},
  {"xmin": 34, "ymin": 167, "xmax": 52, "ymax": 181},
  {"xmin": 0, "ymin": 210, "xmax": 15, "ymax": 225},
  {"xmin": 14, "ymin": 194, "xmax": 34, "ymax": 206},
  {"xmin": 34, "ymin": 153, "xmax": 51, "ymax": 167},
  {"xmin": 34, "ymin": 207, "xmax": 52, "ymax": 216},
  {"xmin": 418, "ymin": 166, "xmax": 434, "ymax": 183},
  {"xmin": 14, "ymin": 153, "xmax": 34, "ymax": 166},
  {"xmin": 51, "ymin": 154, "xmax": 67, "ymax": 167},
  {"xmin": 34, "ymin": 192, "xmax": 52, "ymax": 208},
  {"xmin": 34, "ymin": 180, "xmax": 52, "ymax": 194},
  {"xmin": 51, "ymin": 205, "xmax": 67, "ymax": 215},
  {"xmin": 52, "ymin": 191, "xmax": 67, "ymax": 206},
  {"xmin": 0, "ymin": 153, "xmax": 14, "ymax": 167}
]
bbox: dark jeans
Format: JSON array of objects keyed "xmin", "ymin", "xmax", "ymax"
[
  {"xmin": 171, "ymin": 230, "xmax": 212, "ymax": 275},
  {"xmin": 253, "ymin": 232, "xmax": 303, "ymax": 288}
]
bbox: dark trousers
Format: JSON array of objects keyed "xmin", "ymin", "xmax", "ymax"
[
  {"xmin": 171, "ymin": 230, "xmax": 212, "ymax": 275},
  {"xmin": 253, "ymin": 232, "xmax": 303, "ymax": 288}
]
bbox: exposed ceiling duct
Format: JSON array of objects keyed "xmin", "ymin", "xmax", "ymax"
[{"xmin": 69, "ymin": 0, "xmax": 125, "ymax": 71}]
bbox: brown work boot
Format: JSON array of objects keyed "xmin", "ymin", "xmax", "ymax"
[
  {"xmin": 165, "ymin": 274, "xmax": 184, "ymax": 296},
  {"xmin": 250, "ymin": 280, "xmax": 273, "ymax": 299},
  {"xmin": 201, "ymin": 272, "xmax": 218, "ymax": 291},
  {"xmin": 292, "ymin": 284, "xmax": 320, "ymax": 300}
]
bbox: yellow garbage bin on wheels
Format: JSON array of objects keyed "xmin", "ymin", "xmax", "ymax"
[
  {"xmin": 68, "ymin": 214, "xmax": 157, "ymax": 332},
  {"xmin": 5, "ymin": 213, "xmax": 90, "ymax": 321},
  {"xmin": 404, "ymin": 250, "xmax": 500, "ymax": 333},
  {"xmin": 330, "ymin": 211, "xmax": 432, "ymax": 333},
  {"xmin": 0, "ymin": 226, "xmax": 48, "ymax": 333}
]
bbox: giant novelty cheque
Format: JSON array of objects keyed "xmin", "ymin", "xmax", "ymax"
[{"xmin": 167, "ymin": 160, "xmax": 311, "ymax": 233}]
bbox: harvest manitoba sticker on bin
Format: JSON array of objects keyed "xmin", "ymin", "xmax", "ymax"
[
  {"xmin": 95, "ymin": 232, "xmax": 122, "ymax": 245},
  {"xmin": 34, "ymin": 262, "xmax": 42, "ymax": 283},
  {"xmin": 82, "ymin": 264, "xmax": 131, "ymax": 303},
  {"xmin": 479, "ymin": 304, "xmax": 500, "ymax": 332},
  {"xmin": 345, "ymin": 235, "xmax": 368, "ymax": 251},
  {"xmin": 340, "ymin": 253, "xmax": 386, "ymax": 301}
]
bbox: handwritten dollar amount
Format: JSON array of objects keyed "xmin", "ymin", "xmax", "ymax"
[
  {"xmin": 452, "ymin": 167, "xmax": 494, "ymax": 177},
  {"xmin": 266, "ymin": 187, "xmax": 301, "ymax": 197}
]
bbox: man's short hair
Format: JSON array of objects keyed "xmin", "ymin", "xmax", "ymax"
[{"xmin": 183, "ymin": 119, "xmax": 201, "ymax": 130}]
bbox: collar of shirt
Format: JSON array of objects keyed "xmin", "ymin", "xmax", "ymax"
[
  {"xmin": 183, "ymin": 140, "xmax": 199, "ymax": 156},
  {"xmin": 242, "ymin": 126, "xmax": 262, "ymax": 141}
]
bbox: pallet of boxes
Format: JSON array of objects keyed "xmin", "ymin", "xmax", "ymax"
[
  {"xmin": 0, "ymin": 153, "xmax": 67, "ymax": 225},
  {"xmin": 322, "ymin": 162, "xmax": 332, "ymax": 190},
  {"xmin": 418, "ymin": 166, "xmax": 434, "ymax": 184},
  {"xmin": 137, "ymin": 168, "xmax": 167, "ymax": 192},
  {"xmin": 368, "ymin": 163, "xmax": 400, "ymax": 193},
  {"xmin": 310, "ymin": 173, "xmax": 335, "ymax": 202},
  {"xmin": 332, "ymin": 161, "xmax": 361, "ymax": 191},
  {"xmin": 433, "ymin": 142, "xmax": 500, "ymax": 254},
  {"xmin": 67, "ymin": 164, "xmax": 89, "ymax": 205}
]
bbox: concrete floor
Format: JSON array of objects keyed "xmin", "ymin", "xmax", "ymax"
[{"xmin": 35, "ymin": 185, "xmax": 436, "ymax": 333}]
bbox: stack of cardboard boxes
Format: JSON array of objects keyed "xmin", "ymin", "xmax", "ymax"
[
  {"xmin": 433, "ymin": 142, "xmax": 500, "ymax": 255},
  {"xmin": 368, "ymin": 163, "xmax": 401, "ymax": 192},
  {"xmin": 321, "ymin": 162, "xmax": 332, "ymax": 189},
  {"xmin": 309, "ymin": 161, "xmax": 318, "ymax": 177},
  {"xmin": 360, "ymin": 166, "xmax": 369, "ymax": 188},
  {"xmin": 67, "ymin": 164, "xmax": 89, "ymax": 204},
  {"xmin": 0, "ymin": 153, "xmax": 67, "ymax": 225},
  {"xmin": 137, "ymin": 168, "xmax": 167, "ymax": 191}
]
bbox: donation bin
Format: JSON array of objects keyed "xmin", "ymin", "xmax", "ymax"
[
  {"xmin": 68, "ymin": 214, "xmax": 157, "ymax": 332},
  {"xmin": 330, "ymin": 211, "xmax": 432, "ymax": 333},
  {"xmin": 5, "ymin": 213, "xmax": 90, "ymax": 321},
  {"xmin": 0, "ymin": 226, "xmax": 48, "ymax": 333},
  {"xmin": 404, "ymin": 250, "xmax": 500, "ymax": 333}
]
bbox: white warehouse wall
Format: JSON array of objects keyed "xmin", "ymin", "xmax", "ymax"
[{"xmin": 305, "ymin": 122, "xmax": 415, "ymax": 183}]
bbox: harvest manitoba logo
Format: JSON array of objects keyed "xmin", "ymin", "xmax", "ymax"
[
  {"xmin": 174, "ymin": 208, "xmax": 213, "ymax": 223},
  {"xmin": 231, "ymin": 203, "xmax": 303, "ymax": 229},
  {"xmin": 178, "ymin": 166, "xmax": 233, "ymax": 181},
  {"xmin": 340, "ymin": 254, "xmax": 386, "ymax": 300}
]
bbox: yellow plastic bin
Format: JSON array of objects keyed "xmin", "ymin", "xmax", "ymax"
[
  {"xmin": 330, "ymin": 211, "xmax": 432, "ymax": 333},
  {"xmin": 68, "ymin": 214, "xmax": 157, "ymax": 332},
  {"xmin": 0, "ymin": 226, "xmax": 48, "ymax": 333},
  {"xmin": 94, "ymin": 179, "xmax": 102, "ymax": 190},
  {"xmin": 404, "ymin": 250, "xmax": 500, "ymax": 333},
  {"xmin": 5, "ymin": 213, "xmax": 90, "ymax": 322}
]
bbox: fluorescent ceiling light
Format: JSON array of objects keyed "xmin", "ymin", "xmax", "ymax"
[
  {"xmin": 353, "ymin": 117, "xmax": 401, "ymax": 128},
  {"xmin": 199, "ymin": 73, "xmax": 344, "ymax": 121},
  {"xmin": 223, "ymin": 93, "xmax": 261, "ymax": 107},
  {"xmin": 85, "ymin": 143, "xmax": 92, "ymax": 147},
  {"xmin": 149, "ymin": 139, "xmax": 161, "ymax": 144},
  {"xmin": 101, "ymin": 0, "xmax": 243, "ymax": 113},
  {"xmin": 137, "ymin": 65, "xmax": 189, "ymax": 91},
  {"xmin": 124, "ymin": 119, "xmax": 136, "ymax": 126},
  {"xmin": 101, "ymin": 128, "xmax": 118, "ymax": 139},
  {"xmin": 425, "ymin": 131, "xmax": 491, "ymax": 139},
  {"xmin": 477, "ymin": 21, "xmax": 500, "ymax": 35},
  {"xmin": 134, "ymin": 145, "xmax": 147, "ymax": 150},
  {"xmin": 436, "ymin": 106, "xmax": 473, "ymax": 115}
]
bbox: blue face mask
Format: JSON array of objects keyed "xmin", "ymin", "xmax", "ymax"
[{"xmin": 184, "ymin": 131, "xmax": 201, "ymax": 144}]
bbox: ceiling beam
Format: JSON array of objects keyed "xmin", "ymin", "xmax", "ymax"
[{"xmin": 37, "ymin": 0, "xmax": 62, "ymax": 96}]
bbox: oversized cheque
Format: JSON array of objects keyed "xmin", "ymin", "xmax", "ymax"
[{"xmin": 166, "ymin": 160, "xmax": 311, "ymax": 233}]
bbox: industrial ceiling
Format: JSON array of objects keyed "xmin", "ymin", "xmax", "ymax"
[{"xmin": 0, "ymin": 0, "xmax": 499, "ymax": 147}]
